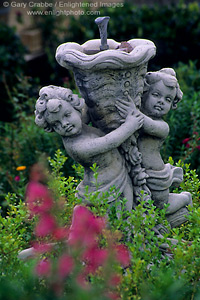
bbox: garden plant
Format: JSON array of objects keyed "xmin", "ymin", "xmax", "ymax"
[{"xmin": 0, "ymin": 150, "xmax": 200, "ymax": 299}]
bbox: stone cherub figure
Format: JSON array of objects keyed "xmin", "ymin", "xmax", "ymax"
[
  {"xmin": 116, "ymin": 68, "xmax": 192, "ymax": 227},
  {"xmin": 35, "ymin": 85, "xmax": 144, "ymax": 212}
]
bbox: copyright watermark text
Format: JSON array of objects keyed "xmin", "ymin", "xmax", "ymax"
[
  {"xmin": 3, "ymin": 1, "xmax": 124, "ymax": 9},
  {"xmin": 3, "ymin": 1, "xmax": 123, "ymax": 17}
]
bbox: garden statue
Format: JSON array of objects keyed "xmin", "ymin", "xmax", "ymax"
[
  {"xmin": 35, "ymin": 17, "xmax": 192, "ymax": 229},
  {"xmin": 116, "ymin": 68, "xmax": 192, "ymax": 227},
  {"xmin": 35, "ymin": 85, "xmax": 143, "ymax": 213}
]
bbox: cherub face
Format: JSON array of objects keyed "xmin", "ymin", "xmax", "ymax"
[
  {"xmin": 142, "ymin": 80, "xmax": 176, "ymax": 118},
  {"xmin": 46, "ymin": 100, "xmax": 82, "ymax": 137}
]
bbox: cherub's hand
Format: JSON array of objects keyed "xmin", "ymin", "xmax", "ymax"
[
  {"xmin": 116, "ymin": 95, "xmax": 138, "ymax": 119},
  {"xmin": 126, "ymin": 111, "xmax": 144, "ymax": 131}
]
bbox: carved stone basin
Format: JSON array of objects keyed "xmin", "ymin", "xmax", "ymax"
[{"xmin": 56, "ymin": 38, "xmax": 156, "ymax": 133}]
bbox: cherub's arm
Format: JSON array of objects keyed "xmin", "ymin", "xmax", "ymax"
[
  {"xmin": 68, "ymin": 111, "xmax": 144, "ymax": 159},
  {"xmin": 141, "ymin": 114, "xmax": 169, "ymax": 138},
  {"xmin": 116, "ymin": 97, "xmax": 169, "ymax": 139}
]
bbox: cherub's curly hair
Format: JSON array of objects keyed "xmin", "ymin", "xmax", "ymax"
[
  {"xmin": 143, "ymin": 68, "xmax": 183, "ymax": 109},
  {"xmin": 35, "ymin": 85, "xmax": 85, "ymax": 132}
]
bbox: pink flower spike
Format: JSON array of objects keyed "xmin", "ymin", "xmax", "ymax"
[
  {"xmin": 182, "ymin": 138, "xmax": 191, "ymax": 144},
  {"xmin": 70, "ymin": 205, "xmax": 105, "ymax": 234},
  {"xmin": 26, "ymin": 181, "xmax": 53, "ymax": 216},
  {"xmin": 35, "ymin": 214, "xmax": 57, "ymax": 237},
  {"xmin": 35, "ymin": 259, "xmax": 51, "ymax": 277},
  {"xmin": 14, "ymin": 176, "xmax": 20, "ymax": 182},
  {"xmin": 58, "ymin": 254, "xmax": 74, "ymax": 278},
  {"xmin": 83, "ymin": 247, "xmax": 108, "ymax": 274},
  {"xmin": 68, "ymin": 205, "xmax": 106, "ymax": 247},
  {"xmin": 53, "ymin": 227, "xmax": 68, "ymax": 241},
  {"xmin": 115, "ymin": 244, "xmax": 130, "ymax": 268},
  {"xmin": 32, "ymin": 242, "xmax": 53, "ymax": 254}
]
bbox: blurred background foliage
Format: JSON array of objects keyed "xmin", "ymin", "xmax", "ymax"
[
  {"xmin": 0, "ymin": 23, "xmax": 27, "ymax": 122},
  {"xmin": 0, "ymin": 0, "xmax": 200, "ymax": 204},
  {"xmin": 66, "ymin": 1, "xmax": 200, "ymax": 69}
]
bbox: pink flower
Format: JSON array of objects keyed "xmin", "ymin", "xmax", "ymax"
[
  {"xmin": 57, "ymin": 254, "xmax": 74, "ymax": 278},
  {"xmin": 193, "ymin": 131, "xmax": 198, "ymax": 135},
  {"xmin": 83, "ymin": 247, "xmax": 108, "ymax": 273},
  {"xmin": 196, "ymin": 145, "xmax": 200, "ymax": 150},
  {"xmin": 26, "ymin": 181, "xmax": 53, "ymax": 216},
  {"xmin": 14, "ymin": 176, "xmax": 20, "ymax": 182},
  {"xmin": 182, "ymin": 138, "xmax": 191, "ymax": 144},
  {"xmin": 53, "ymin": 227, "xmax": 68, "ymax": 241},
  {"xmin": 186, "ymin": 143, "xmax": 190, "ymax": 148},
  {"xmin": 109, "ymin": 274, "xmax": 121, "ymax": 286},
  {"xmin": 35, "ymin": 214, "xmax": 57, "ymax": 237},
  {"xmin": 32, "ymin": 242, "xmax": 53, "ymax": 254},
  {"xmin": 68, "ymin": 205, "xmax": 105, "ymax": 247},
  {"xmin": 115, "ymin": 244, "xmax": 130, "ymax": 268},
  {"xmin": 35, "ymin": 259, "xmax": 51, "ymax": 277}
]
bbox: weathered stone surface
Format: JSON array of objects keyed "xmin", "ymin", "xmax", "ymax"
[{"xmin": 34, "ymin": 26, "xmax": 192, "ymax": 229}]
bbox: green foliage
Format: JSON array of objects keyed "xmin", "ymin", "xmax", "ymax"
[
  {"xmin": 0, "ymin": 23, "xmax": 26, "ymax": 83},
  {"xmin": 1, "ymin": 151, "xmax": 200, "ymax": 299},
  {"xmin": 168, "ymin": 157, "xmax": 200, "ymax": 202},
  {"xmin": 140, "ymin": 268, "xmax": 196, "ymax": 300},
  {"xmin": 48, "ymin": 149, "xmax": 81, "ymax": 225},
  {"xmin": 0, "ymin": 194, "xmax": 33, "ymax": 275},
  {"xmin": 0, "ymin": 22, "xmax": 27, "ymax": 121},
  {"xmin": 0, "ymin": 79, "xmax": 76, "ymax": 204},
  {"xmin": 0, "ymin": 113, "xmax": 64, "ymax": 203},
  {"xmin": 175, "ymin": 61, "xmax": 200, "ymax": 95},
  {"xmin": 163, "ymin": 62, "xmax": 200, "ymax": 175}
]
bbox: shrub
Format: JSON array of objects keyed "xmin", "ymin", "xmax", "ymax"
[
  {"xmin": 1, "ymin": 150, "xmax": 200, "ymax": 299},
  {"xmin": 0, "ymin": 113, "xmax": 64, "ymax": 204},
  {"xmin": 162, "ymin": 61, "xmax": 200, "ymax": 175},
  {"xmin": 0, "ymin": 22, "xmax": 26, "ymax": 121},
  {"xmin": 0, "ymin": 193, "xmax": 33, "ymax": 275}
]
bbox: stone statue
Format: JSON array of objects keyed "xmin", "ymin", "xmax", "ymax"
[
  {"xmin": 116, "ymin": 68, "xmax": 192, "ymax": 227},
  {"xmin": 55, "ymin": 36, "xmax": 156, "ymax": 207},
  {"xmin": 35, "ymin": 85, "xmax": 143, "ymax": 212},
  {"xmin": 34, "ymin": 17, "xmax": 192, "ymax": 229}
]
